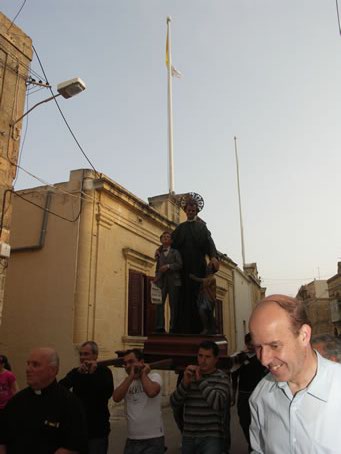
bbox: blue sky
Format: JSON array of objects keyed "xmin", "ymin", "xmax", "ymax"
[{"xmin": 2, "ymin": 1, "xmax": 341, "ymax": 295}]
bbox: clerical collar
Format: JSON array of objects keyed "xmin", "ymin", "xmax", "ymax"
[
  {"xmin": 32, "ymin": 379, "xmax": 58, "ymax": 395},
  {"xmin": 187, "ymin": 216, "xmax": 197, "ymax": 222},
  {"xmin": 163, "ymin": 247, "xmax": 170, "ymax": 251}
]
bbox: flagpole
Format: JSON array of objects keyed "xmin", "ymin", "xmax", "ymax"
[
  {"xmin": 166, "ymin": 16, "xmax": 175, "ymax": 194},
  {"xmin": 234, "ymin": 136, "xmax": 246, "ymax": 267}
]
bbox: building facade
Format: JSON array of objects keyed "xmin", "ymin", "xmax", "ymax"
[
  {"xmin": 0, "ymin": 169, "xmax": 238, "ymax": 388},
  {"xmin": 0, "ymin": 12, "xmax": 32, "ymax": 322},
  {"xmin": 327, "ymin": 262, "xmax": 341, "ymax": 336},
  {"xmin": 297, "ymin": 280, "xmax": 333, "ymax": 335},
  {"xmin": 233, "ymin": 263, "xmax": 265, "ymax": 352}
]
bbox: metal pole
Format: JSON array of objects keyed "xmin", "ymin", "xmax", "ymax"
[
  {"xmin": 234, "ymin": 136, "xmax": 246, "ymax": 267},
  {"xmin": 166, "ymin": 17, "xmax": 175, "ymax": 194}
]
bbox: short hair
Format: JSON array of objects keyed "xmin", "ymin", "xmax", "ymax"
[
  {"xmin": 256, "ymin": 294, "xmax": 311, "ymax": 335},
  {"xmin": 160, "ymin": 231, "xmax": 172, "ymax": 241},
  {"xmin": 48, "ymin": 351, "xmax": 60, "ymax": 369},
  {"xmin": 311, "ymin": 334, "xmax": 341, "ymax": 363},
  {"xmin": 244, "ymin": 333, "xmax": 252, "ymax": 345},
  {"xmin": 124, "ymin": 348, "xmax": 144, "ymax": 361},
  {"xmin": 0, "ymin": 354, "xmax": 11, "ymax": 371},
  {"xmin": 81, "ymin": 341, "xmax": 98, "ymax": 356},
  {"xmin": 198, "ymin": 340, "xmax": 219, "ymax": 357}
]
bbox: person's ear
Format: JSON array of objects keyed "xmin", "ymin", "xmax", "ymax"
[{"xmin": 300, "ymin": 324, "xmax": 311, "ymax": 346}]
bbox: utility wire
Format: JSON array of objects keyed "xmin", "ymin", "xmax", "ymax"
[
  {"xmin": 13, "ymin": 91, "xmax": 29, "ymax": 187},
  {"xmin": 7, "ymin": 0, "xmax": 27, "ymax": 32},
  {"xmin": 32, "ymin": 45, "xmax": 99, "ymax": 177},
  {"xmin": 14, "ymin": 191, "xmax": 83, "ymax": 223},
  {"xmin": 336, "ymin": 0, "xmax": 341, "ymax": 35},
  {"xmin": 14, "ymin": 164, "xmax": 95, "ymax": 203}
]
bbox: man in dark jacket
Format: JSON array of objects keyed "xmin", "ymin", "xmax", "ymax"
[
  {"xmin": 59, "ymin": 341, "xmax": 114, "ymax": 454},
  {"xmin": 0, "ymin": 347, "xmax": 87, "ymax": 454}
]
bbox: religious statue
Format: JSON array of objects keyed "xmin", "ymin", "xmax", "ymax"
[{"xmin": 171, "ymin": 193, "xmax": 219, "ymax": 334}]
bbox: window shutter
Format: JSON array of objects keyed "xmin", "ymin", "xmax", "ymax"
[{"xmin": 128, "ymin": 270, "xmax": 144, "ymax": 336}]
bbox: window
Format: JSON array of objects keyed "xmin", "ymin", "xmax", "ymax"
[{"xmin": 128, "ymin": 270, "xmax": 156, "ymax": 336}]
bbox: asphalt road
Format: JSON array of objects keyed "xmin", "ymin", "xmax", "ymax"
[{"xmin": 109, "ymin": 404, "xmax": 249, "ymax": 454}]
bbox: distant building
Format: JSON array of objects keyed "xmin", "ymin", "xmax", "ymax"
[
  {"xmin": 297, "ymin": 280, "xmax": 333, "ymax": 335},
  {"xmin": 233, "ymin": 263, "xmax": 265, "ymax": 351},
  {"xmin": 0, "ymin": 169, "xmax": 242, "ymax": 388},
  {"xmin": 0, "ymin": 12, "xmax": 32, "ymax": 323},
  {"xmin": 327, "ymin": 262, "xmax": 341, "ymax": 336}
]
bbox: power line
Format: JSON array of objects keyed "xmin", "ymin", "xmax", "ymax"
[
  {"xmin": 32, "ymin": 45, "xmax": 99, "ymax": 177},
  {"xmin": 13, "ymin": 91, "xmax": 29, "ymax": 186},
  {"xmin": 263, "ymin": 276, "xmax": 331, "ymax": 281},
  {"xmin": 336, "ymin": 0, "xmax": 341, "ymax": 35},
  {"xmin": 6, "ymin": 0, "xmax": 27, "ymax": 32},
  {"xmin": 13, "ymin": 190, "xmax": 83, "ymax": 223},
  {"xmin": 13, "ymin": 163, "xmax": 95, "ymax": 204}
]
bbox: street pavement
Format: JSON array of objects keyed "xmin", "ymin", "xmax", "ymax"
[{"xmin": 109, "ymin": 404, "xmax": 249, "ymax": 454}]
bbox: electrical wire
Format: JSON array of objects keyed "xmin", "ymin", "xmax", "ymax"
[
  {"xmin": 13, "ymin": 191, "xmax": 83, "ymax": 223},
  {"xmin": 13, "ymin": 91, "xmax": 29, "ymax": 186},
  {"xmin": 32, "ymin": 45, "xmax": 100, "ymax": 177},
  {"xmin": 0, "ymin": 190, "xmax": 13, "ymax": 239},
  {"xmin": 263, "ymin": 276, "xmax": 330, "ymax": 281},
  {"xmin": 6, "ymin": 0, "xmax": 27, "ymax": 32},
  {"xmin": 336, "ymin": 0, "xmax": 341, "ymax": 35},
  {"xmin": 13, "ymin": 164, "xmax": 95, "ymax": 204},
  {"xmin": 0, "ymin": 37, "xmax": 47, "ymax": 83}
]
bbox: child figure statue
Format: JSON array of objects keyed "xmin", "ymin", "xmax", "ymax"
[{"xmin": 189, "ymin": 264, "xmax": 217, "ymax": 335}]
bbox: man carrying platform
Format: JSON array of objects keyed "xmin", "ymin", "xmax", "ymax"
[
  {"xmin": 170, "ymin": 340, "xmax": 230, "ymax": 454},
  {"xmin": 113, "ymin": 348, "xmax": 165, "ymax": 454}
]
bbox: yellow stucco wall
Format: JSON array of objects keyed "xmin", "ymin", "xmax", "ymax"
[{"xmin": 0, "ymin": 169, "xmax": 236, "ymax": 389}]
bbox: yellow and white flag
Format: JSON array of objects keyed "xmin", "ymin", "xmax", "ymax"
[{"xmin": 166, "ymin": 27, "xmax": 182, "ymax": 78}]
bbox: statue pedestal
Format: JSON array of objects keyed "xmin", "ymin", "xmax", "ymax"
[{"xmin": 142, "ymin": 333, "xmax": 230, "ymax": 371}]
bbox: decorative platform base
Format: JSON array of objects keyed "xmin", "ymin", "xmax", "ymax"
[{"xmin": 142, "ymin": 333, "xmax": 230, "ymax": 371}]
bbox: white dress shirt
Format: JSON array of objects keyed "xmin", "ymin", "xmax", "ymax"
[{"xmin": 250, "ymin": 351, "xmax": 341, "ymax": 454}]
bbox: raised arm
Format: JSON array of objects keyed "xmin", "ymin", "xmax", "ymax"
[
  {"xmin": 112, "ymin": 369, "xmax": 134, "ymax": 403},
  {"xmin": 140, "ymin": 365, "xmax": 161, "ymax": 398}
]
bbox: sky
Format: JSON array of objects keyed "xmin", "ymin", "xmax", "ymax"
[{"xmin": 2, "ymin": 0, "xmax": 341, "ymax": 296}]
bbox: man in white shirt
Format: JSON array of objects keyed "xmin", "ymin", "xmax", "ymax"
[
  {"xmin": 113, "ymin": 349, "xmax": 164, "ymax": 454},
  {"xmin": 249, "ymin": 294, "xmax": 341, "ymax": 454}
]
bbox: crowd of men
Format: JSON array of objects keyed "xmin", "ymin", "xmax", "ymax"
[{"xmin": 0, "ymin": 294, "xmax": 341, "ymax": 453}]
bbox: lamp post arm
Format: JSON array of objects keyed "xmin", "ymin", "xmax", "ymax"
[{"xmin": 11, "ymin": 93, "xmax": 61, "ymax": 127}]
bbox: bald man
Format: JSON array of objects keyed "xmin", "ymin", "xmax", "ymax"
[
  {"xmin": 249, "ymin": 295, "xmax": 341, "ymax": 454},
  {"xmin": 0, "ymin": 347, "xmax": 87, "ymax": 454}
]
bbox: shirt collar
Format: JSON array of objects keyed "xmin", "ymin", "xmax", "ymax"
[
  {"xmin": 31, "ymin": 379, "xmax": 58, "ymax": 396},
  {"xmin": 269, "ymin": 351, "xmax": 332, "ymax": 402}
]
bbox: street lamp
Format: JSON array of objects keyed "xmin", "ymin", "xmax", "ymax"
[{"xmin": 11, "ymin": 77, "xmax": 86, "ymax": 126}]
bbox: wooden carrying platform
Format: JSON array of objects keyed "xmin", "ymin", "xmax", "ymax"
[{"xmin": 142, "ymin": 334, "xmax": 229, "ymax": 371}]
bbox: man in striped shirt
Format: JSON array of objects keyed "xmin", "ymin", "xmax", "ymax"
[{"xmin": 170, "ymin": 340, "xmax": 230, "ymax": 454}]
